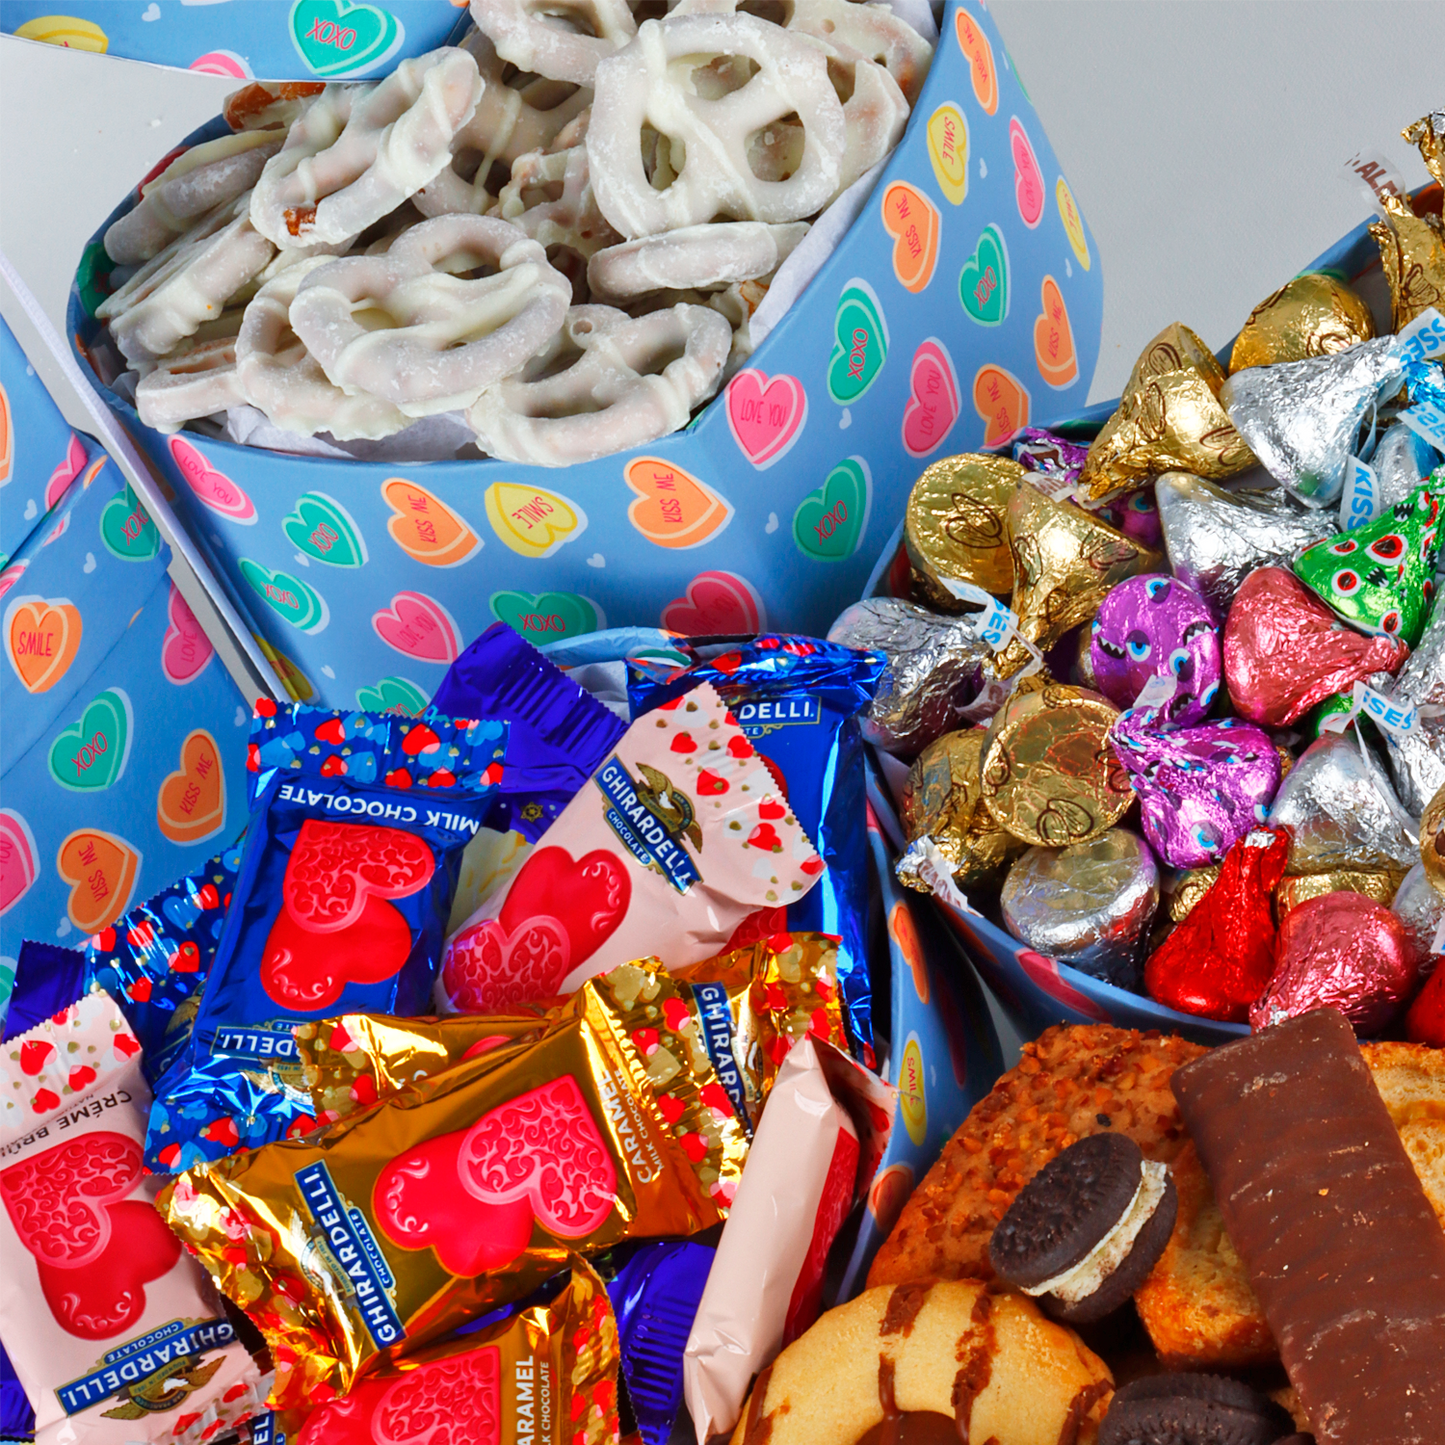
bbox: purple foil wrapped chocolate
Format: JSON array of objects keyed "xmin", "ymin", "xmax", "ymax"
[
  {"xmin": 1013, "ymin": 427, "xmax": 1090, "ymax": 480},
  {"xmin": 1111, "ymin": 705, "xmax": 1281, "ymax": 869},
  {"xmin": 1091, "ymin": 574, "xmax": 1221, "ymax": 725}
]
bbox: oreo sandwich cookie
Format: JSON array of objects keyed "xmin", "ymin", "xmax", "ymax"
[
  {"xmin": 986, "ymin": 1132, "xmax": 1177, "ymax": 1324},
  {"xmin": 1099, "ymin": 1374, "xmax": 1301, "ymax": 1445}
]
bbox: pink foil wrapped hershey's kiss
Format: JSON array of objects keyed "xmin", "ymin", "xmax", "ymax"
[{"xmin": 1223, "ymin": 567, "xmax": 1409, "ymax": 727}]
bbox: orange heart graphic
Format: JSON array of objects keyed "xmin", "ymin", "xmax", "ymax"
[
  {"xmin": 625, "ymin": 458, "xmax": 734, "ymax": 549},
  {"xmin": 1033, "ymin": 276, "xmax": 1078, "ymax": 389},
  {"xmin": 57, "ymin": 828, "xmax": 141, "ymax": 934},
  {"xmin": 381, "ymin": 478, "xmax": 482, "ymax": 568},
  {"xmin": 157, "ymin": 729, "xmax": 226, "ymax": 845},
  {"xmin": 972, "ymin": 365, "xmax": 1031, "ymax": 448},
  {"xmin": 0, "ymin": 381, "xmax": 11, "ymax": 485},
  {"xmin": 880, "ymin": 181, "xmax": 941, "ymax": 294},
  {"xmin": 955, "ymin": 8, "xmax": 998, "ymax": 116},
  {"xmin": 5, "ymin": 596, "xmax": 82, "ymax": 694}
]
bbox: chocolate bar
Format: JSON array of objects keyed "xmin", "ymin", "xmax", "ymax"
[{"xmin": 1171, "ymin": 1007, "xmax": 1445, "ymax": 1444}]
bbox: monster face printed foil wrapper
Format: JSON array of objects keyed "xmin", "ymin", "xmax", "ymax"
[
  {"xmin": 895, "ymin": 728, "xmax": 1028, "ymax": 890},
  {"xmin": 161, "ymin": 964, "xmax": 749, "ymax": 1408},
  {"xmin": 992, "ymin": 482, "xmax": 1163, "ymax": 679},
  {"xmin": 904, "ymin": 453, "xmax": 1025, "ymax": 608},
  {"xmin": 1370, "ymin": 189, "xmax": 1445, "ymax": 331},
  {"xmin": 980, "ymin": 683, "xmax": 1134, "ymax": 847},
  {"xmin": 1228, "ymin": 272, "xmax": 1376, "ymax": 373},
  {"xmin": 1077, "ymin": 323, "xmax": 1257, "ymax": 504}
]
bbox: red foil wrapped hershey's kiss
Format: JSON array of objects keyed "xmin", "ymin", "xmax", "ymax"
[
  {"xmin": 1251, "ymin": 891, "xmax": 1416, "ymax": 1036},
  {"xmin": 1144, "ymin": 828, "xmax": 1290, "ymax": 1022},
  {"xmin": 1223, "ymin": 568, "xmax": 1409, "ymax": 726},
  {"xmin": 1406, "ymin": 960, "xmax": 1445, "ymax": 1046}
]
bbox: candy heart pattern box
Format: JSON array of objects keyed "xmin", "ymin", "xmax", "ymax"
[
  {"xmin": 0, "ymin": 319, "xmax": 249, "ymax": 991},
  {"xmin": 5, "ymin": 1, "xmax": 469, "ymax": 82},
  {"xmin": 69, "ymin": 1, "xmax": 1104, "ymax": 715}
]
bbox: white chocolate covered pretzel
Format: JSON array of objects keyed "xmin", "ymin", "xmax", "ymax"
[
  {"xmin": 235, "ymin": 257, "xmax": 409, "ymax": 440},
  {"xmin": 587, "ymin": 219, "xmax": 806, "ymax": 299},
  {"xmin": 466, "ymin": 301, "xmax": 730, "ymax": 464},
  {"xmin": 825, "ymin": 43, "xmax": 909, "ymax": 191},
  {"xmin": 223, "ymin": 81, "xmax": 326, "ymax": 133},
  {"xmin": 469, "ymin": 0, "xmax": 635, "ymax": 85},
  {"xmin": 134, "ymin": 331, "xmax": 243, "ymax": 433},
  {"xmin": 105, "ymin": 132, "xmax": 283, "ymax": 265},
  {"xmin": 250, "ymin": 48, "xmax": 483, "ymax": 248},
  {"xmin": 496, "ymin": 140, "xmax": 619, "ymax": 258},
  {"xmin": 289, "ymin": 213, "xmax": 571, "ymax": 415},
  {"xmin": 587, "ymin": 13, "xmax": 846, "ymax": 237},
  {"xmin": 97, "ymin": 199, "xmax": 277, "ymax": 368}
]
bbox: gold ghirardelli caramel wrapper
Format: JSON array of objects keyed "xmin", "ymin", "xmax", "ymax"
[
  {"xmin": 161, "ymin": 965, "xmax": 749, "ymax": 1408},
  {"xmin": 896, "ymin": 728, "xmax": 1027, "ymax": 889},
  {"xmin": 904, "ymin": 453, "xmax": 1026, "ymax": 607},
  {"xmin": 1420, "ymin": 781, "xmax": 1445, "ymax": 892},
  {"xmin": 1404, "ymin": 110, "xmax": 1445, "ymax": 187},
  {"xmin": 1228, "ymin": 272, "xmax": 1375, "ymax": 373},
  {"xmin": 1079, "ymin": 323, "xmax": 1256, "ymax": 502},
  {"xmin": 1168, "ymin": 865, "xmax": 1221, "ymax": 923},
  {"xmin": 290, "ymin": 1260, "xmax": 620, "ymax": 1445},
  {"xmin": 992, "ymin": 482, "xmax": 1162, "ymax": 678},
  {"xmin": 1275, "ymin": 869, "xmax": 1405, "ymax": 918},
  {"xmin": 980, "ymin": 683, "xmax": 1134, "ymax": 846},
  {"xmin": 1370, "ymin": 189, "xmax": 1445, "ymax": 331}
]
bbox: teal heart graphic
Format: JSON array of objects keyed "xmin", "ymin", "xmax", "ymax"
[
  {"xmin": 240, "ymin": 557, "xmax": 328, "ymax": 634},
  {"xmin": 100, "ymin": 483, "xmax": 160, "ymax": 561},
  {"xmin": 793, "ymin": 457, "xmax": 872, "ymax": 562},
  {"xmin": 490, "ymin": 590, "xmax": 602, "ymax": 643},
  {"xmin": 48, "ymin": 688, "xmax": 132, "ymax": 792},
  {"xmin": 827, "ymin": 280, "xmax": 889, "ymax": 405},
  {"xmin": 290, "ymin": 0, "xmax": 404, "ymax": 79},
  {"xmin": 959, "ymin": 224, "xmax": 1010, "ymax": 326},
  {"xmin": 283, "ymin": 491, "xmax": 367, "ymax": 567},
  {"xmin": 356, "ymin": 676, "xmax": 430, "ymax": 716}
]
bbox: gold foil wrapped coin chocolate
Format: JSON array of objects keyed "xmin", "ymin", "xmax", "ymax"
[
  {"xmin": 1369, "ymin": 190, "xmax": 1445, "ymax": 331},
  {"xmin": 1275, "ymin": 869, "xmax": 1405, "ymax": 918},
  {"xmin": 1420, "ymin": 782, "xmax": 1445, "ymax": 893},
  {"xmin": 991, "ymin": 482, "xmax": 1162, "ymax": 678},
  {"xmin": 1168, "ymin": 865, "xmax": 1220, "ymax": 923},
  {"xmin": 896, "ymin": 728, "xmax": 1027, "ymax": 889},
  {"xmin": 1078, "ymin": 323, "xmax": 1257, "ymax": 503},
  {"xmin": 980, "ymin": 683, "xmax": 1134, "ymax": 847},
  {"xmin": 904, "ymin": 452, "xmax": 1026, "ymax": 607},
  {"xmin": 1228, "ymin": 272, "xmax": 1375, "ymax": 373}
]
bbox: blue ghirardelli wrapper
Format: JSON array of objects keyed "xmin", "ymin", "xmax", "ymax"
[
  {"xmin": 145, "ymin": 703, "xmax": 507, "ymax": 1170},
  {"xmin": 432, "ymin": 622, "xmax": 627, "ymax": 842},
  {"xmin": 81, "ymin": 842, "xmax": 243, "ymax": 1084},
  {"xmin": 1, "ymin": 942, "xmax": 85, "ymax": 1043},
  {"xmin": 628, "ymin": 636, "xmax": 884, "ymax": 1057},
  {"xmin": 0, "ymin": 1340, "xmax": 33, "ymax": 1443}
]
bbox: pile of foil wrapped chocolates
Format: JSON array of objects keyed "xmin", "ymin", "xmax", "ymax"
[{"xmin": 831, "ymin": 110, "xmax": 1445, "ymax": 1043}]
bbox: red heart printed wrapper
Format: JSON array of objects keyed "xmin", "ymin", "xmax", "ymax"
[
  {"xmin": 262, "ymin": 892, "xmax": 413, "ymax": 1011},
  {"xmin": 458, "ymin": 1075, "xmax": 618, "ymax": 1239},
  {"xmin": 661, "ymin": 570, "xmax": 765, "ymax": 635},
  {"xmin": 1223, "ymin": 567, "xmax": 1409, "ymax": 726},
  {"xmin": 1, "ymin": 1132, "xmax": 140, "ymax": 1268},
  {"xmin": 439, "ymin": 915, "xmax": 571, "ymax": 1014},
  {"xmin": 285, "ymin": 820, "xmax": 435, "ymax": 932},
  {"xmin": 497, "ymin": 847, "xmax": 630, "ymax": 966}
]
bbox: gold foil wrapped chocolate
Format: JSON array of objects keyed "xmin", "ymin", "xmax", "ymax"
[
  {"xmin": 1275, "ymin": 870, "xmax": 1405, "ymax": 919},
  {"xmin": 905, "ymin": 453, "xmax": 1025, "ymax": 607},
  {"xmin": 1079, "ymin": 323, "xmax": 1257, "ymax": 503},
  {"xmin": 896, "ymin": 728, "xmax": 1027, "ymax": 890},
  {"xmin": 1228, "ymin": 272, "xmax": 1375, "ymax": 373},
  {"xmin": 979, "ymin": 683, "xmax": 1134, "ymax": 847},
  {"xmin": 162, "ymin": 964, "xmax": 749, "ymax": 1408},
  {"xmin": 1421, "ymin": 782, "xmax": 1445, "ymax": 893},
  {"xmin": 992, "ymin": 482, "xmax": 1162, "ymax": 678},
  {"xmin": 1370, "ymin": 190, "xmax": 1445, "ymax": 331},
  {"xmin": 1404, "ymin": 110, "xmax": 1445, "ymax": 188},
  {"xmin": 1168, "ymin": 866, "xmax": 1220, "ymax": 923}
]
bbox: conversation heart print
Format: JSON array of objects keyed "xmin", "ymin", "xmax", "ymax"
[
  {"xmin": 484, "ymin": 482, "xmax": 586, "ymax": 559},
  {"xmin": 903, "ymin": 340, "xmax": 961, "ymax": 458},
  {"xmin": 99, "ymin": 482, "xmax": 160, "ymax": 561},
  {"xmin": 56, "ymin": 828, "xmax": 141, "ymax": 934},
  {"xmin": 5, "ymin": 595, "xmax": 82, "ymax": 694},
  {"xmin": 955, "ymin": 8, "xmax": 998, "ymax": 114},
  {"xmin": 725, "ymin": 371, "xmax": 808, "ymax": 471},
  {"xmin": 168, "ymin": 436, "xmax": 256, "ymax": 523},
  {"xmin": 381, "ymin": 478, "xmax": 482, "ymax": 568},
  {"xmin": 1056, "ymin": 176, "xmax": 1091, "ymax": 270},
  {"xmin": 239, "ymin": 559, "xmax": 329, "ymax": 633},
  {"xmin": 1010, "ymin": 117, "xmax": 1046, "ymax": 229},
  {"xmin": 47, "ymin": 688, "xmax": 133, "ymax": 793},
  {"xmin": 161, "ymin": 583, "xmax": 214, "ymax": 685},
  {"xmin": 827, "ymin": 280, "xmax": 889, "ymax": 406},
  {"xmin": 880, "ymin": 182, "xmax": 941, "ymax": 294},
  {"xmin": 1034, "ymin": 276, "xmax": 1079, "ymax": 389},
  {"xmin": 373, "ymin": 591, "xmax": 461, "ymax": 663},
  {"xmin": 0, "ymin": 382, "xmax": 11, "ymax": 486},
  {"xmin": 959, "ymin": 225, "xmax": 1009, "ymax": 326},
  {"xmin": 926, "ymin": 104, "xmax": 969, "ymax": 206},
  {"xmin": 282, "ymin": 492, "xmax": 367, "ymax": 567},
  {"xmin": 625, "ymin": 458, "xmax": 734, "ymax": 547},
  {"xmin": 661, "ymin": 572, "xmax": 766, "ymax": 635},
  {"xmin": 355, "ymin": 677, "xmax": 429, "ymax": 716},
  {"xmin": 290, "ymin": 0, "xmax": 405, "ymax": 79},
  {"xmin": 793, "ymin": 458, "xmax": 871, "ymax": 562},
  {"xmin": 490, "ymin": 591, "xmax": 604, "ymax": 642},
  {"xmin": 973, "ymin": 365, "xmax": 1031, "ymax": 448},
  {"xmin": 0, "ymin": 809, "xmax": 39, "ymax": 917},
  {"xmin": 157, "ymin": 730, "xmax": 226, "ymax": 845}
]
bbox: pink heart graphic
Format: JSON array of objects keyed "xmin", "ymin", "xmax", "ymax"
[
  {"xmin": 1010, "ymin": 117, "xmax": 1045, "ymax": 229},
  {"xmin": 901, "ymin": 338, "xmax": 961, "ymax": 458},
  {"xmin": 661, "ymin": 570, "xmax": 766, "ymax": 636},
  {"xmin": 373, "ymin": 590, "xmax": 461, "ymax": 663},
  {"xmin": 0, "ymin": 808, "xmax": 38, "ymax": 916},
  {"xmin": 442, "ymin": 915, "xmax": 572, "ymax": 1014},
  {"xmin": 161, "ymin": 583, "xmax": 214, "ymax": 685},
  {"xmin": 44, "ymin": 435, "xmax": 89, "ymax": 511},
  {"xmin": 168, "ymin": 436, "xmax": 256, "ymax": 524},
  {"xmin": 725, "ymin": 370, "xmax": 808, "ymax": 470},
  {"xmin": 1016, "ymin": 949, "xmax": 1111, "ymax": 1022},
  {"xmin": 0, "ymin": 561, "xmax": 28, "ymax": 602}
]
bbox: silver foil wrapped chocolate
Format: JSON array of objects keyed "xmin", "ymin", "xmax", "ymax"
[
  {"xmin": 1155, "ymin": 471, "xmax": 1330, "ymax": 619},
  {"xmin": 999, "ymin": 829, "xmax": 1159, "ymax": 990},
  {"xmin": 1370, "ymin": 603, "xmax": 1445, "ymax": 816},
  {"xmin": 1372, "ymin": 421, "xmax": 1442, "ymax": 514},
  {"xmin": 1267, "ymin": 729, "xmax": 1418, "ymax": 876},
  {"xmin": 1392, "ymin": 861, "xmax": 1445, "ymax": 978},
  {"xmin": 1219, "ymin": 337, "xmax": 1406, "ymax": 507},
  {"xmin": 827, "ymin": 597, "xmax": 991, "ymax": 756}
]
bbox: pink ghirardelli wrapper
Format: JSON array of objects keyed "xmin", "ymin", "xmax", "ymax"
[
  {"xmin": 440, "ymin": 683, "xmax": 826, "ymax": 1012},
  {"xmin": 0, "ymin": 988, "xmax": 266, "ymax": 1445},
  {"xmin": 682, "ymin": 1034, "xmax": 893, "ymax": 1444}
]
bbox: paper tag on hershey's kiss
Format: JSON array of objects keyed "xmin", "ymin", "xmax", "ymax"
[
  {"xmin": 1342, "ymin": 148, "xmax": 1408, "ymax": 212},
  {"xmin": 942, "ymin": 578, "xmax": 1017, "ymax": 649},
  {"xmin": 1397, "ymin": 307, "xmax": 1445, "ymax": 366},
  {"xmin": 1341, "ymin": 456, "xmax": 1381, "ymax": 533},
  {"xmin": 1320, "ymin": 679, "xmax": 1420, "ymax": 738},
  {"xmin": 1399, "ymin": 399, "xmax": 1445, "ymax": 453}
]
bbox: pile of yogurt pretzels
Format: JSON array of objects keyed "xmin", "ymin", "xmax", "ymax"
[{"xmin": 96, "ymin": 0, "xmax": 932, "ymax": 466}]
